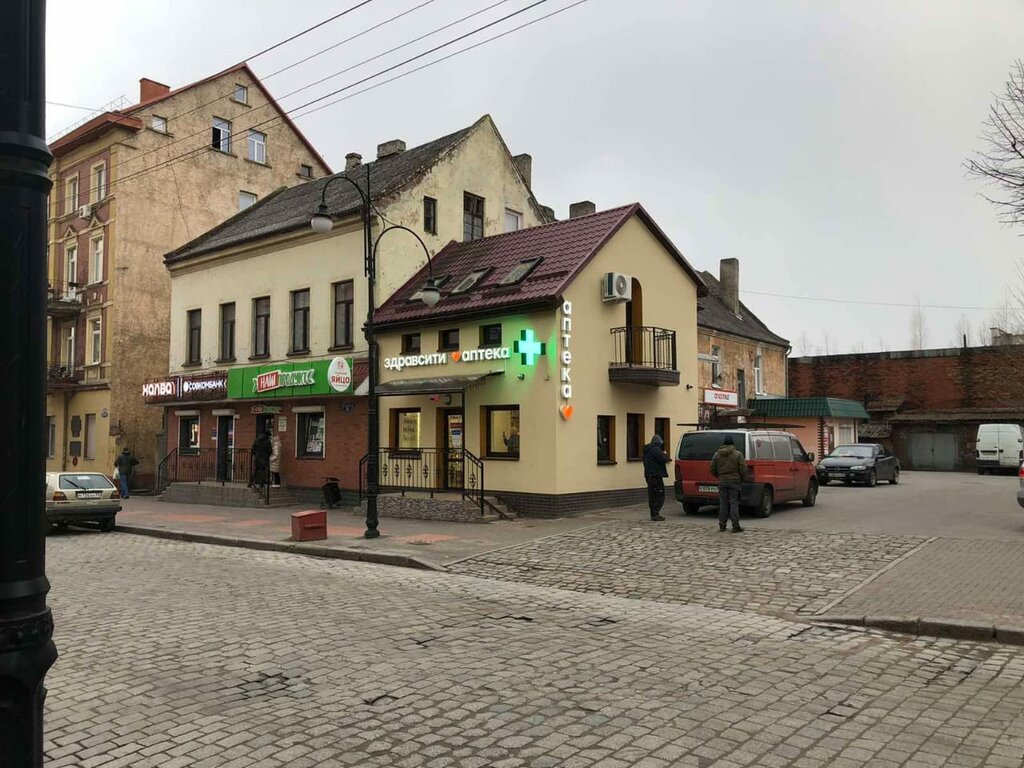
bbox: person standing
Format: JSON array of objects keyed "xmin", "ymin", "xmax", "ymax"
[
  {"xmin": 642, "ymin": 434, "xmax": 671, "ymax": 522},
  {"xmin": 710, "ymin": 435, "xmax": 747, "ymax": 533},
  {"xmin": 269, "ymin": 431, "xmax": 282, "ymax": 488},
  {"xmin": 114, "ymin": 448, "xmax": 138, "ymax": 499},
  {"xmin": 251, "ymin": 431, "xmax": 272, "ymax": 489}
]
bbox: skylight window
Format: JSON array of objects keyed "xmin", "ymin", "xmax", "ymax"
[
  {"xmin": 449, "ymin": 269, "xmax": 490, "ymax": 295},
  {"xmin": 409, "ymin": 275, "xmax": 450, "ymax": 302},
  {"xmin": 499, "ymin": 257, "xmax": 543, "ymax": 286}
]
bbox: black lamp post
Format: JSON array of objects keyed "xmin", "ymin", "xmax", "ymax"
[
  {"xmin": 0, "ymin": 2, "xmax": 58, "ymax": 766},
  {"xmin": 310, "ymin": 169, "xmax": 440, "ymax": 539}
]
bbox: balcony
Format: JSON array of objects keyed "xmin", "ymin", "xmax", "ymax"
[
  {"xmin": 47, "ymin": 281, "xmax": 83, "ymax": 318},
  {"xmin": 46, "ymin": 361, "xmax": 84, "ymax": 390},
  {"xmin": 608, "ymin": 326, "xmax": 679, "ymax": 386}
]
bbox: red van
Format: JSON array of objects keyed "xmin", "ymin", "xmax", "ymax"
[{"xmin": 673, "ymin": 429, "xmax": 818, "ymax": 517}]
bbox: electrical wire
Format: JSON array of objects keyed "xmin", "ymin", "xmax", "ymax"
[
  {"xmin": 741, "ymin": 289, "xmax": 1010, "ymax": 312},
  {"xmin": 47, "ymin": 100, "xmax": 104, "ymax": 111}
]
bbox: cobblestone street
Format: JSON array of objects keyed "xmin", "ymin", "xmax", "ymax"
[{"xmin": 46, "ymin": 534, "xmax": 1024, "ymax": 767}]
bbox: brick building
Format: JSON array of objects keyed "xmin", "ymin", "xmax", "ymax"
[{"xmin": 789, "ymin": 345, "xmax": 1024, "ymax": 471}]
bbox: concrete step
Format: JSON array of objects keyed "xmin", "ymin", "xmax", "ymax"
[
  {"xmin": 482, "ymin": 496, "xmax": 516, "ymax": 520},
  {"xmin": 159, "ymin": 482, "xmax": 299, "ymax": 508}
]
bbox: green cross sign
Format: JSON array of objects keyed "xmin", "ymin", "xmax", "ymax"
[{"xmin": 514, "ymin": 328, "xmax": 546, "ymax": 366}]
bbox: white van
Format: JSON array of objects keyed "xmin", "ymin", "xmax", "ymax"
[{"xmin": 976, "ymin": 424, "xmax": 1024, "ymax": 474}]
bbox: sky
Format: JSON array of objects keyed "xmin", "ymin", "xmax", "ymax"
[{"xmin": 45, "ymin": 0, "xmax": 1024, "ymax": 354}]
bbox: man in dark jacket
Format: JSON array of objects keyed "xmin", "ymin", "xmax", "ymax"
[
  {"xmin": 251, "ymin": 432, "xmax": 272, "ymax": 489},
  {"xmin": 114, "ymin": 448, "xmax": 139, "ymax": 499},
  {"xmin": 642, "ymin": 434, "xmax": 671, "ymax": 522},
  {"xmin": 710, "ymin": 435, "xmax": 747, "ymax": 533}
]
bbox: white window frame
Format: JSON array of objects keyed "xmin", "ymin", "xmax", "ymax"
[
  {"xmin": 66, "ymin": 175, "xmax": 79, "ymax": 214},
  {"xmin": 92, "ymin": 163, "xmax": 107, "ymax": 202},
  {"xmin": 63, "ymin": 324, "xmax": 76, "ymax": 365},
  {"xmin": 711, "ymin": 344, "xmax": 722, "ymax": 386},
  {"xmin": 504, "ymin": 208, "xmax": 523, "ymax": 233},
  {"xmin": 239, "ymin": 191, "xmax": 257, "ymax": 211},
  {"xmin": 89, "ymin": 317, "xmax": 102, "ymax": 365},
  {"xmin": 65, "ymin": 243, "xmax": 78, "ymax": 296},
  {"xmin": 151, "ymin": 115, "xmax": 168, "ymax": 133},
  {"xmin": 247, "ymin": 130, "xmax": 266, "ymax": 164},
  {"xmin": 233, "ymin": 84, "xmax": 248, "ymax": 105},
  {"xmin": 89, "ymin": 234, "xmax": 104, "ymax": 284},
  {"xmin": 212, "ymin": 118, "xmax": 232, "ymax": 153},
  {"xmin": 754, "ymin": 352, "xmax": 764, "ymax": 395}
]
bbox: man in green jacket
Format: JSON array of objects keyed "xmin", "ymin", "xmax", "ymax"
[{"xmin": 710, "ymin": 435, "xmax": 747, "ymax": 533}]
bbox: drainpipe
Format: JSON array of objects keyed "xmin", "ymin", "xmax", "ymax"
[{"xmin": 61, "ymin": 390, "xmax": 70, "ymax": 471}]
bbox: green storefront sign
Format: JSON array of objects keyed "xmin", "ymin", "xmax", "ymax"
[{"xmin": 227, "ymin": 357, "xmax": 355, "ymax": 399}]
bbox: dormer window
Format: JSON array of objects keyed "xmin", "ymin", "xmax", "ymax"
[
  {"xmin": 450, "ymin": 269, "xmax": 489, "ymax": 295},
  {"xmin": 499, "ymin": 257, "xmax": 542, "ymax": 286}
]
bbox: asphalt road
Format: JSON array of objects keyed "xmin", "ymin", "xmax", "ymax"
[{"xmin": 679, "ymin": 471, "xmax": 1023, "ymax": 540}]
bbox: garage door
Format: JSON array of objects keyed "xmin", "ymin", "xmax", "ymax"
[{"xmin": 909, "ymin": 433, "xmax": 957, "ymax": 471}]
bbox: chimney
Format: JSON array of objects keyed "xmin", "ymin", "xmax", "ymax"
[
  {"xmin": 139, "ymin": 77, "xmax": 170, "ymax": 102},
  {"xmin": 345, "ymin": 152, "xmax": 362, "ymax": 171},
  {"xmin": 376, "ymin": 139, "xmax": 406, "ymax": 160},
  {"xmin": 569, "ymin": 201, "xmax": 596, "ymax": 219},
  {"xmin": 513, "ymin": 153, "xmax": 532, "ymax": 188},
  {"xmin": 540, "ymin": 205, "xmax": 556, "ymax": 222},
  {"xmin": 720, "ymin": 258, "xmax": 740, "ymax": 315}
]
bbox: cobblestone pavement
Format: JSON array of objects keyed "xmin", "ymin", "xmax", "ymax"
[
  {"xmin": 449, "ymin": 521, "xmax": 928, "ymax": 617},
  {"xmin": 46, "ymin": 532, "xmax": 1024, "ymax": 767}
]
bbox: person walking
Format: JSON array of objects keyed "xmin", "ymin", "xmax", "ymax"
[
  {"xmin": 269, "ymin": 431, "xmax": 282, "ymax": 488},
  {"xmin": 710, "ymin": 435, "xmax": 747, "ymax": 533},
  {"xmin": 642, "ymin": 433, "xmax": 671, "ymax": 522},
  {"xmin": 114, "ymin": 447, "xmax": 138, "ymax": 499}
]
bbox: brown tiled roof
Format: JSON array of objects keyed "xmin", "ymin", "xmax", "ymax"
[
  {"xmin": 374, "ymin": 203, "xmax": 707, "ymax": 328},
  {"xmin": 698, "ymin": 271, "xmax": 789, "ymax": 347}
]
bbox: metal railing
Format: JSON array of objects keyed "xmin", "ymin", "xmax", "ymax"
[
  {"xmin": 610, "ymin": 325, "xmax": 677, "ymax": 370},
  {"xmin": 359, "ymin": 447, "xmax": 485, "ymax": 515},
  {"xmin": 157, "ymin": 447, "xmax": 269, "ymax": 504},
  {"xmin": 46, "ymin": 361, "xmax": 84, "ymax": 387}
]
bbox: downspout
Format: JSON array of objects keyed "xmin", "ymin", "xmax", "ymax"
[
  {"xmin": 61, "ymin": 390, "xmax": 71, "ymax": 471},
  {"xmin": 784, "ymin": 343, "xmax": 791, "ymax": 396}
]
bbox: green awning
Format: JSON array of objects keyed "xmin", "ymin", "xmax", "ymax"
[{"xmin": 748, "ymin": 397, "xmax": 869, "ymax": 420}]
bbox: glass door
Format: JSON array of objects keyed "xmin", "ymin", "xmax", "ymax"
[
  {"xmin": 442, "ymin": 410, "xmax": 464, "ymax": 490},
  {"xmin": 216, "ymin": 415, "xmax": 235, "ymax": 481}
]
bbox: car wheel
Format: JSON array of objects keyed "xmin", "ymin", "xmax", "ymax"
[
  {"xmin": 977, "ymin": 467, "xmax": 986, "ymax": 476},
  {"xmin": 889, "ymin": 467, "xmax": 900, "ymax": 485},
  {"xmin": 802, "ymin": 480, "xmax": 818, "ymax": 508},
  {"xmin": 682, "ymin": 502, "xmax": 703, "ymax": 516},
  {"xmin": 866, "ymin": 470, "xmax": 877, "ymax": 487},
  {"xmin": 99, "ymin": 518, "xmax": 116, "ymax": 533},
  {"xmin": 754, "ymin": 488, "xmax": 773, "ymax": 518},
  {"xmin": 56, "ymin": 521, "xmax": 70, "ymax": 529}
]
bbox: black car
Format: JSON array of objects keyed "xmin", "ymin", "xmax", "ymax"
[{"xmin": 817, "ymin": 443, "xmax": 900, "ymax": 487}]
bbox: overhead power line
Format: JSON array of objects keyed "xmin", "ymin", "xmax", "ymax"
[
  {"xmin": 47, "ymin": 100, "xmax": 104, "ymax": 111},
  {"xmin": 741, "ymin": 288, "xmax": 1010, "ymax": 312}
]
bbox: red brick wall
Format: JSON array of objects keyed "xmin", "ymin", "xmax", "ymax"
[{"xmin": 789, "ymin": 346, "xmax": 1024, "ymax": 411}]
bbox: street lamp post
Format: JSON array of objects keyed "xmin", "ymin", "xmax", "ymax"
[
  {"xmin": 311, "ymin": 169, "xmax": 440, "ymax": 539},
  {"xmin": 0, "ymin": 2, "xmax": 59, "ymax": 766}
]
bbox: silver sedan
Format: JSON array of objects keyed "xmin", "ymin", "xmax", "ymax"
[{"xmin": 45, "ymin": 471, "xmax": 122, "ymax": 531}]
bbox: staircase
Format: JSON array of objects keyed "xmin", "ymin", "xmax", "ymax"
[
  {"xmin": 159, "ymin": 482, "xmax": 299, "ymax": 508},
  {"xmin": 482, "ymin": 496, "xmax": 515, "ymax": 521}
]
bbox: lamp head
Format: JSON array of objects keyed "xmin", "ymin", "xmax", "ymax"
[
  {"xmin": 310, "ymin": 203, "xmax": 333, "ymax": 234},
  {"xmin": 419, "ymin": 278, "xmax": 442, "ymax": 307}
]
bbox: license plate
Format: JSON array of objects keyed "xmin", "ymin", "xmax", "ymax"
[
  {"xmin": 77, "ymin": 492, "xmax": 101, "ymax": 499},
  {"xmin": 830, "ymin": 471, "xmax": 846, "ymax": 476},
  {"xmin": 698, "ymin": 484, "xmax": 718, "ymax": 493}
]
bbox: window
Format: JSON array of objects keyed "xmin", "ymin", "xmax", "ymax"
[
  {"xmin": 754, "ymin": 353, "xmax": 764, "ymax": 395},
  {"xmin": 402, "ymin": 333, "xmax": 421, "ymax": 355},
  {"xmin": 332, "ymin": 280, "xmax": 353, "ymax": 348},
  {"xmin": 390, "ymin": 409, "xmax": 421, "ymax": 450},
  {"xmin": 239, "ymin": 191, "xmax": 257, "ymax": 211},
  {"xmin": 736, "ymin": 369, "xmax": 746, "ymax": 405},
  {"xmin": 450, "ymin": 269, "xmax": 489, "ymax": 294},
  {"xmin": 252, "ymin": 297, "xmax": 270, "ymax": 357},
  {"xmin": 89, "ymin": 317, "xmax": 101, "ymax": 364},
  {"xmin": 768, "ymin": 435, "xmax": 792, "ymax": 462},
  {"xmin": 751, "ymin": 435, "xmax": 774, "ymax": 460},
  {"xmin": 711, "ymin": 344, "xmax": 722, "ymax": 385},
  {"xmin": 463, "ymin": 193, "xmax": 484, "ymax": 241},
  {"xmin": 291, "ymin": 289, "xmax": 310, "ymax": 353},
  {"xmin": 480, "ymin": 324, "xmax": 502, "ymax": 347},
  {"xmin": 500, "ymin": 257, "xmax": 542, "ymax": 285},
  {"xmin": 233, "ymin": 84, "xmax": 248, "ymax": 104},
  {"xmin": 93, "ymin": 164, "xmax": 107, "ymax": 201},
  {"xmin": 678, "ymin": 432, "xmax": 747, "ymax": 461},
  {"xmin": 504, "ymin": 208, "xmax": 522, "ymax": 232},
  {"xmin": 597, "ymin": 415, "xmax": 616, "ymax": 464},
  {"xmin": 790, "ymin": 437, "xmax": 809, "ymax": 462},
  {"xmin": 423, "ymin": 196, "xmax": 438, "ymax": 235},
  {"xmin": 151, "ymin": 115, "xmax": 167, "ymax": 133},
  {"xmin": 46, "ymin": 416, "xmax": 56, "ymax": 459},
  {"xmin": 655, "ymin": 418, "xmax": 670, "ymax": 453},
  {"xmin": 211, "ymin": 118, "xmax": 232, "ymax": 153},
  {"xmin": 178, "ymin": 416, "xmax": 200, "ymax": 454},
  {"xmin": 62, "ymin": 324, "xmax": 75, "ymax": 365},
  {"xmin": 439, "ymin": 328, "xmax": 459, "ymax": 351},
  {"xmin": 626, "ymin": 413, "xmax": 645, "ymax": 461},
  {"xmin": 219, "ymin": 302, "xmax": 236, "ymax": 361},
  {"xmin": 84, "ymin": 414, "xmax": 96, "ymax": 460},
  {"xmin": 484, "ymin": 406, "xmax": 520, "ymax": 459},
  {"xmin": 66, "ymin": 175, "xmax": 79, "ymax": 214},
  {"xmin": 297, "ymin": 413, "xmax": 325, "ymax": 459},
  {"xmin": 248, "ymin": 130, "xmax": 266, "ymax": 164},
  {"xmin": 65, "ymin": 243, "xmax": 78, "ymax": 293},
  {"xmin": 186, "ymin": 309, "xmax": 202, "ymax": 365},
  {"xmin": 89, "ymin": 235, "xmax": 103, "ymax": 284},
  {"xmin": 299, "ymin": 163, "xmax": 313, "ymax": 179}
]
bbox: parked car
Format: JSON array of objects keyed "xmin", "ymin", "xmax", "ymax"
[
  {"xmin": 976, "ymin": 423, "xmax": 1024, "ymax": 475},
  {"xmin": 45, "ymin": 472, "xmax": 121, "ymax": 531},
  {"xmin": 1018, "ymin": 463, "xmax": 1024, "ymax": 508},
  {"xmin": 673, "ymin": 429, "xmax": 817, "ymax": 517},
  {"xmin": 816, "ymin": 444, "xmax": 899, "ymax": 487}
]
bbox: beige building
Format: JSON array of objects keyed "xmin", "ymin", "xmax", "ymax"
[
  {"xmin": 46, "ymin": 65, "xmax": 329, "ymax": 485},
  {"xmin": 696, "ymin": 258, "xmax": 789, "ymax": 423},
  {"xmin": 372, "ymin": 203, "xmax": 706, "ymax": 516},
  {"xmin": 155, "ymin": 116, "xmax": 549, "ymax": 496}
]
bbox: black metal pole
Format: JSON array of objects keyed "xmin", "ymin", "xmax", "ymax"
[
  {"xmin": 363, "ymin": 163, "xmax": 381, "ymax": 539},
  {"xmin": 0, "ymin": 2, "xmax": 58, "ymax": 766}
]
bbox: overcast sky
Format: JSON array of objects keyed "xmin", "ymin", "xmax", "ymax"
[{"xmin": 46, "ymin": 0, "xmax": 1024, "ymax": 353}]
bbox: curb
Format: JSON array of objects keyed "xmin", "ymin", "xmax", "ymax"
[
  {"xmin": 114, "ymin": 524, "xmax": 445, "ymax": 572},
  {"xmin": 814, "ymin": 613, "xmax": 1024, "ymax": 646}
]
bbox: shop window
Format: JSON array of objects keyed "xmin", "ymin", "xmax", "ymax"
[
  {"xmin": 484, "ymin": 406, "xmax": 520, "ymax": 459},
  {"xmin": 424, "ymin": 196, "xmax": 437, "ymax": 235},
  {"xmin": 219, "ymin": 302, "xmax": 235, "ymax": 361},
  {"xmin": 402, "ymin": 333, "xmax": 421, "ymax": 355},
  {"xmin": 597, "ymin": 415, "xmax": 616, "ymax": 464},
  {"xmin": 626, "ymin": 413, "xmax": 645, "ymax": 461},
  {"xmin": 291, "ymin": 288, "xmax": 310, "ymax": 353},
  {"xmin": 655, "ymin": 418, "xmax": 670, "ymax": 453},
  {"xmin": 439, "ymin": 328, "xmax": 459, "ymax": 351},
  {"xmin": 252, "ymin": 296, "xmax": 270, "ymax": 357},
  {"xmin": 463, "ymin": 192, "xmax": 484, "ymax": 241},
  {"xmin": 84, "ymin": 414, "xmax": 96, "ymax": 460},
  {"xmin": 297, "ymin": 412, "xmax": 325, "ymax": 459},
  {"xmin": 332, "ymin": 280, "xmax": 353, "ymax": 348},
  {"xmin": 46, "ymin": 416, "xmax": 56, "ymax": 459},
  {"xmin": 179, "ymin": 416, "xmax": 200, "ymax": 454},
  {"xmin": 390, "ymin": 409, "xmax": 421, "ymax": 450},
  {"xmin": 186, "ymin": 309, "xmax": 201, "ymax": 365},
  {"xmin": 480, "ymin": 323, "xmax": 502, "ymax": 347}
]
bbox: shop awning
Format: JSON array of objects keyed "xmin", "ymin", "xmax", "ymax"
[{"xmin": 375, "ymin": 371, "xmax": 503, "ymax": 397}]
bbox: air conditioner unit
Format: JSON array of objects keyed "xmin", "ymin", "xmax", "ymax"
[
  {"xmin": 78, "ymin": 204, "xmax": 93, "ymax": 219},
  {"xmin": 602, "ymin": 272, "xmax": 632, "ymax": 302}
]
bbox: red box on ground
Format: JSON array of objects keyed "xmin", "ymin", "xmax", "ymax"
[{"xmin": 291, "ymin": 509, "xmax": 327, "ymax": 541}]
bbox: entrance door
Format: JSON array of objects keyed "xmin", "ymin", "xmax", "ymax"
[
  {"xmin": 440, "ymin": 409, "xmax": 464, "ymax": 490},
  {"xmin": 216, "ymin": 415, "xmax": 235, "ymax": 481},
  {"xmin": 255, "ymin": 414, "xmax": 273, "ymax": 436}
]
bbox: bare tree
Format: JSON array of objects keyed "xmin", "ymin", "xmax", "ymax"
[
  {"xmin": 819, "ymin": 330, "xmax": 838, "ymax": 356},
  {"xmin": 796, "ymin": 330, "xmax": 816, "ymax": 356},
  {"xmin": 850, "ymin": 339, "xmax": 865, "ymax": 354},
  {"xmin": 877, "ymin": 336, "xmax": 888, "ymax": 353},
  {"xmin": 910, "ymin": 303, "xmax": 928, "ymax": 350},
  {"xmin": 954, "ymin": 315, "xmax": 973, "ymax": 347},
  {"xmin": 967, "ymin": 60, "xmax": 1024, "ymax": 226}
]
